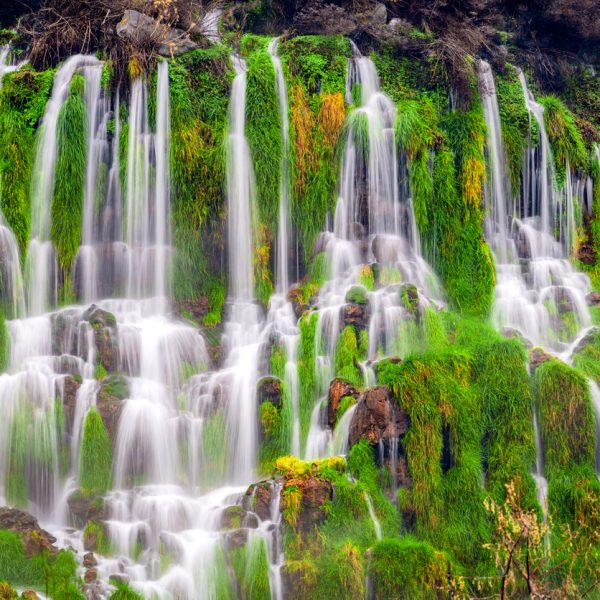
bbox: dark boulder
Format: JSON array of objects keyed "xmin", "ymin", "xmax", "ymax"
[
  {"xmin": 83, "ymin": 305, "xmax": 119, "ymax": 373},
  {"xmin": 96, "ymin": 374, "xmax": 129, "ymax": 445},
  {"xmin": 280, "ymin": 477, "xmax": 333, "ymax": 532},
  {"xmin": 341, "ymin": 302, "xmax": 370, "ymax": 331},
  {"xmin": 245, "ymin": 481, "xmax": 275, "ymax": 521},
  {"xmin": 59, "ymin": 375, "xmax": 82, "ymax": 433},
  {"xmin": 257, "ymin": 376, "xmax": 282, "ymax": 408}
]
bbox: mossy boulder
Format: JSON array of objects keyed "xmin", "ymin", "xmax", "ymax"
[
  {"xmin": 220, "ymin": 505, "xmax": 248, "ymax": 530},
  {"xmin": 0, "ymin": 507, "xmax": 57, "ymax": 558},
  {"xmin": 345, "ymin": 285, "xmax": 368, "ymax": 305},
  {"xmin": 257, "ymin": 376, "xmax": 282, "ymax": 408},
  {"xmin": 83, "ymin": 304, "xmax": 119, "ymax": 374},
  {"xmin": 96, "ymin": 374, "xmax": 129, "ymax": 445},
  {"xmin": 67, "ymin": 490, "xmax": 107, "ymax": 529},
  {"xmin": 245, "ymin": 481, "xmax": 279, "ymax": 521},
  {"xmin": 529, "ymin": 347, "xmax": 555, "ymax": 372},
  {"xmin": 398, "ymin": 283, "xmax": 420, "ymax": 318}
]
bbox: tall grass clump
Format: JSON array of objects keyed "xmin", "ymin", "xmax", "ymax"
[{"xmin": 79, "ymin": 407, "xmax": 112, "ymax": 494}]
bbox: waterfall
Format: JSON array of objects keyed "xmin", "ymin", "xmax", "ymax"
[
  {"xmin": 0, "ymin": 47, "xmax": 26, "ymax": 317},
  {"xmin": 364, "ymin": 491, "xmax": 382, "ymax": 540},
  {"xmin": 27, "ymin": 55, "xmax": 100, "ymax": 315},
  {"xmin": 589, "ymin": 379, "xmax": 600, "ymax": 474},
  {"xmin": 479, "ymin": 61, "xmax": 591, "ymax": 352},
  {"xmin": 532, "ymin": 410, "xmax": 549, "ymax": 526}
]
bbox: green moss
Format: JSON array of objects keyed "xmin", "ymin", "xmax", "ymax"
[
  {"xmin": 572, "ymin": 329, "xmax": 600, "ymax": 382},
  {"xmin": 368, "ymin": 537, "xmax": 458, "ymax": 600},
  {"xmin": 298, "ymin": 311, "xmax": 318, "ymax": 452},
  {"xmin": 280, "ymin": 36, "xmax": 350, "ymax": 260},
  {"xmin": 168, "ymin": 46, "xmax": 232, "ymax": 303},
  {"xmin": 344, "ymin": 285, "xmax": 368, "ymax": 305},
  {"xmin": 474, "ymin": 339, "xmax": 537, "ymax": 506},
  {"xmin": 0, "ymin": 67, "xmax": 54, "ymax": 251},
  {"xmin": 108, "ymin": 582, "xmax": 144, "ymax": 600},
  {"xmin": 79, "ymin": 407, "xmax": 112, "ymax": 494},
  {"xmin": 334, "ymin": 326, "xmax": 363, "ymax": 387},
  {"xmin": 83, "ymin": 520, "xmax": 110, "ymax": 556},
  {"xmin": 50, "ymin": 74, "xmax": 86, "ymax": 295},
  {"xmin": 533, "ymin": 360, "xmax": 596, "ymax": 476},
  {"xmin": 236, "ymin": 534, "xmax": 271, "ymax": 600},
  {"xmin": 496, "ymin": 65, "xmax": 530, "ymax": 195},
  {"xmin": 0, "ymin": 530, "xmax": 84, "ymax": 599},
  {"xmin": 540, "ymin": 95, "xmax": 588, "ymax": 185}
]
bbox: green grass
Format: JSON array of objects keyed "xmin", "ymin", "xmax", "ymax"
[
  {"xmin": 79, "ymin": 407, "xmax": 112, "ymax": 494},
  {"xmin": 0, "ymin": 67, "xmax": 54, "ymax": 251},
  {"xmin": 334, "ymin": 325, "xmax": 363, "ymax": 387},
  {"xmin": 51, "ymin": 73, "xmax": 86, "ymax": 298}
]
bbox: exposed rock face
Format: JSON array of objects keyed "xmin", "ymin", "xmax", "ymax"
[
  {"xmin": 67, "ymin": 491, "xmax": 108, "ymax": 529},
  {"xmin": 116, "ymin": 10, "xmax": 198, "ymax": 56},
  {"xmin": 349, "ymin": 386, "xmax": 408, "ymax": 446},
  {"xmin": 0, "ymin": 507, "xmax": 57, "ymax": 556},
  {"xmin": 327, "ymin": 378, "xmax": 360, "ymax": 429},
  {"xmin": 60, "ymin": 374, "xmax": 82, "ymax": 433},
  {"xmin": 281, "ymin": 477, "xmax": 333, "ymax": 532},
  {"xmin": 257, "ymin": 376, "xmax": 282, "ymax": 408},
  {"xmin": 572, "ymin": 326, "xmax": 599, "ymax": 355},
  {"xmin": 287, "ymin": 287, "xmax": 311, "ymax": 319},
  {"xmin": 349, "ymin": 386, "xmax": 410, "ymax": 486},
  {"xmin": 529, "ymin": 347, "xmax": 554, "ymax": 372},
  {"xmin": 341, "ymin": 302, "xmax": 370, "ymax": 330},
  {"xmin": 96, "ymin": 374, "xmax": 129, "ymax": 445},
  {"xmin": 586, "ymin": 291, "xmax": 600, "ymax": 308},
  {"xmin": 84, "ymin": 304, "xmax": 119, "ymax": 373},
  {"xmin": 245, "ymin": 481, "xmax": 275, "ymax": 521}
]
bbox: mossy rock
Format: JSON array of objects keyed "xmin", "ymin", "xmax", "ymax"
[
  {"xmin": 399, "ymin": 283, "xmax": 419, "ymax": 317},
  {"xmin": 345, "ymin": 285, "xmax": 368, "ymax": 305}
]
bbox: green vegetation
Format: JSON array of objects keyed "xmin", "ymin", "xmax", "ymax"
[
  {"xmin": 0, "ymin": 530, "xmax": 84, "ymax": 599},
  {"xmin": 168, "ymin": 46, "xmax": 232, "ymax": 315},
  {"xmin": 279, "ymin": 36, "xmax": 351, "ymax": 260},
  {"xmin": 334, "ymin": 325, "xmax": 363, "ymax": 387},
  {"xmin": 79, "ymin": 407, "xmax": 112, "ymax": 494},
  {"xmin": 298, "ymin": 311, "xmax": 318, "ymax": 453},
  {"xmin": 0, "ymin": 67, "xmax": 54, "ymax": 251},
  {"xmin": 0, "ymin": 309, "xmax": 9, "ymax": 372},
  {"xmin": 51, "ymin": 73, "xmax": 86, "ymax": 296},
  {"xmin": 540, "ymin": 95, "xmax": 588, "ymax": 185}
]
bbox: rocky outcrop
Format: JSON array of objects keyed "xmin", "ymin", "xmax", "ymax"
[
  {"xmin": 349, "ymin": 386, "xmax": 408, "ymax": 446},
  {"xmin": 281, "ymin": 477, "xmax": 333, "ymax": 532},
  {"xmin": 60, "ymin": 374, "xmax": 82, "ymax": 432},
  {"xmin": 116, "ymin": 10, "xmax": 198, "ymax": 56},
  {"xmin": 84, "ymin": 304, "xmax": 119, "ymax": 373},
  {"xmin": 67, "ymin": 491, "xmax": 107, "ymax": 529},
  {"xmin": 572, "ymin": 326, "xmax": 599, "ymax": 355},
  {"xmin": 0, "ymin": 507, "xmax": 58, "ymax": 557},
  {"xmin": 529, "ymin": 347, "xmax": 554, "ymax": 372},
  {"xmin": 257, "ymin": 376, "xmax": 282, "ymax": 408},
  {"xmin": 349, "ymin": 386, "xmax": 410, "ymax": 486},
  {"xmin": 96, "ymin": 374, "xmax": 129, "ymax": 445},
  {"xmin": 327, "ymin": 378, "xmax": 360, "ymax": 429},
  {"xmin": 245, "ymin": 481, "xmax": 277, "ymax": 521},
  {"xmin": 173, "ymin": 297, "xmax": 209, "ymax": 323},
  {"xmin": 586, "ymin": 291, "xmax": 600, "ymax": 308}
]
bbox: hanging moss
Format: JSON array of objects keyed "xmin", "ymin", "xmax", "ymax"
[
  {"xmin": 533, "ymin": 360, "xmax": 596, "ymax": 476},
  {"xmin": 474, "ymin": 338, "xmax": 537, "ymax": 506},
  {"xmin": 368, "ymin": 537, "xmax": 458, "ymax": 600},
  {"xmin": 51, "ymin": 73, "xmax": 86, "ymax": 297},
  {"xmin": 298, "ymin": 311, "xmax": 318, "ymax": 452},
  {"xmin": 495, "ymin": 65, "xmax": 530, "ymax": 195},
  {"xmin": 168, "ymin": 46, "xmax": 232, "ymax": 310},
  {"xmin": 279, "ymin": 36, "xmax": 350, "ymax": 261},
  {"xmin": 334, "ymin": 325, "xmax": 363, "ymax": 387},
  {"xmin": 0, "ymin": 67, "xmax": 54, "ymax": 251},
  {"xmin": 201, "ymin": 408, "xmax": 228, "ymax": 488},
  {"xmin": 79, "ymin": 407, "xmax": 112, "ymax": 494},
  {"xmin": 540, "ymin": 95, "xmax": 588, "ymax": 185}
]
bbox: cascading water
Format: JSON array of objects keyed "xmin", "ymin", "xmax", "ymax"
[
  {"xmin": 479, "ymin": 60, "xmax": 592, "ymax": 353},
  {"xmin": 305, "ymin": 47, "xmax": 441, "ymax": 458},
  {"xmin": 589, "ymin": 379, "xmax": 600, "ymax": 475},
  {"xmin": 0, "ymin": 47, "xmax": 26, "ymax": 318}
]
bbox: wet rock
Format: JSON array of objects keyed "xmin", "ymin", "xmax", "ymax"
[
  {"xmin": 56, "ymin": 354, "xmax": 83, "ymax": 376},
  {"xmin": 221, "ymin": 505, "xmax": 247, "ymax": 530},
  {"xmin": 244, "ymin": 512, "xmax": 259, "ymax": 529},
  {"xmin": 349, "ymin": 386, "xmax": 409, "ymax": 447},
  {"xmin": 116, "ymin": 9, "xmax": 198, "ymax": 56},
  {"xmin": 21, "ymin": 591, "xmax": 39, "ymax": 600},
  {"xmin": 83, "ymin": 552, "xmax": 97, "ymax": 568},
  {"xmin": 0, "ymin": 507, "xmax": 57, "ymax": 557},
  {"xmin": 529, "ymin": 347, "xmax": 554, "ymax": 372},
  {"xmin": 96, "ymin": 374, "xmax": 129, "ymax": 445},
  {"xmin": 224, "ymin": 528, "xmax": 248, "ymax": 550},
  {"xmin": 60, "ymin": 374, "xmax": 82, "ymax": 432},
  {"xmin": 399, "ymin": 283, "xmax": 420, "ymax": 318},
  {"xmin": 586, "ymin": 291, "xmax": 600, "ymax": 308},
  {"xmin": 500, "ymin": 327, "xmax": 533, "ymax": 348},
  {"xmin": 84, "ymin": 304, "xmax": 119, "ymax": 373},
  {"xmin": 327, "ymin": 378, "xmax": 360, "ymax": 430},
  {"xmin": 84, "ymin": 568, "xmax": 98, "ymax": 583},
  {"xmin": 516, "ymin": 227, "xmax": 531, "ymax": 260},
  {"xmin": 341, "ymin": 302, "xmax": 369, "ymax": 331},
  {"xmin": 67, "ymin": 491, "xmax": 107, "ymax": 529},
  {"xmin": 349, "ymin": 386, "xmax": 410, "ymax": 486},
  {"xmin": 173, "ymin": 297, "xmax": 209, "ymax": 323},
  {"xmin": 282, "ymin": 477, "xmax": 333, "ymax": 532},
  {"xmin": 552, "ymin": 286, "xmax": 576, "ymax": 314},
  {"xmin": 257, "ymin": 376, "xmax": 282, "ymax": 408},
  {"xmin": 245, "ymin": 482, "xmax": 274, "ymax": 521},
  {"xmin": 51, "ymin": 309, "xmax": 88, "ymax": 358},
  {"xmin": 345, "ymin": 285, "xmax": 368, "ymax": 305},
  {"xmin": 572, "ymin": 326, "xmax": 600, "ymax": 355},
  {"xmin": 287, "ymin": 287, "xmax": 310, "ymax": 319},
  {"xmin": 294, "ymin": 2, "xmax": 358, "ymax": 35},
  {"xmin": 83, "ymin": 521, "xmax": 108, "ymax": 553}
]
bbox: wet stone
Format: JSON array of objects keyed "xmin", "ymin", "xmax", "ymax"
[
  {"xmin": 83, "ymin": 552, "xmax": 97, "ymax": 568},
  {"xmin": 257, "ymin": 376, "xmax": 282, "ymax": 408},
  {"xmin": 84, "ymin": 304, "xmax": 119, "ymax": 373},
  {"xmin": 0, "ymin": 506, "xmax": 58, "ymax": 557},
  {"xmin": 327, "ymin": 378, "xmax": 360, "ymax": 430},
  {"xmin": 529, "ymin": 347, "xmax": 554, "ymax": 372}
]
